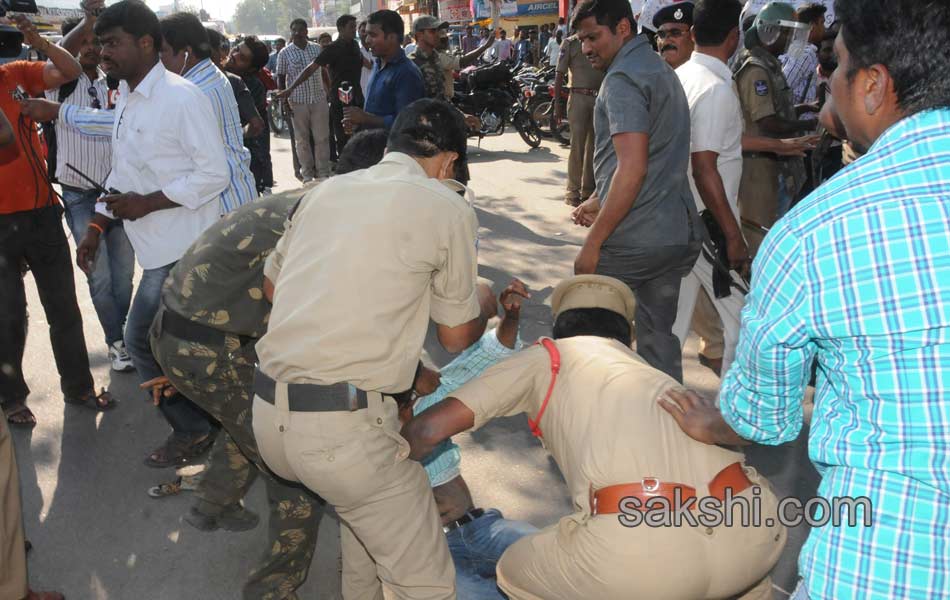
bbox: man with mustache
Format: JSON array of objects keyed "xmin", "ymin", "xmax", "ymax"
[{"xmin": 653, "ymin": 1, "xmax": 694, "ymax": 70}]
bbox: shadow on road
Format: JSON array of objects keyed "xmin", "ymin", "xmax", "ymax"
[{"xmin": 468, "ymin": 146, "xmax": 560, "ymax": 164}]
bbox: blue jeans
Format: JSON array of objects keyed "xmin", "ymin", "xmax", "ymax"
[
  {"xmin": 445, "ymin": 509, "xmax": 538, "ymax": 599},
  {"xmin": 789, "ymin": 581, "xmax": 810, "ymax": 600},
  {"xmin": 61, "ymin": 186, "xmax": 134, "ymax": 346},
  {"xmin": 125, "ymin": 262, "xmax": 211, "ymax": 436}
]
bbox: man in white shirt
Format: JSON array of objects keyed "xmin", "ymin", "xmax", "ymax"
[
  {"xmin": 26, "ymin": 0, "xmax": 229, "ymax": 466},
  {"xmin": 47, "ymin": 11, "xmax": 135, "ymax": 373},
  {"xmin": 276, "ymin": 18, "xmax": 331, "ymax": 182},
  {"xmin": 671, "ymin": 0, "xmax": 747, "ymax": 374},
  {"xmin": 490, "ymin": 29, "xmax": 514, "ymax": 62}
]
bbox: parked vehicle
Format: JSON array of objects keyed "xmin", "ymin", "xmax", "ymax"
[{"xmin": 453, "ymin": 61, "xmax": 542, "ymax": 149}]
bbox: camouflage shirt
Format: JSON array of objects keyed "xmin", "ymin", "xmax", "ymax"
[
  {"xmin": 410, "ymin": 47, "xmax": 448, "ymax": 101},
  {"xmin": 162, "ymin": 192, "xmax": 301, "ymax": 338}
]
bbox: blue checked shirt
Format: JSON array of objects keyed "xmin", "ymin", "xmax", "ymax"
[
  {"xmin": 60, "ymin": 59, "xmax": 256, "ymax": 214},
  {"xmin": 413, "ymin": 329, "xmax": 521, "ymax": 487},
  {"xmin": 720, "ymin": 109, "xmax": 950, "ymax": 600}
]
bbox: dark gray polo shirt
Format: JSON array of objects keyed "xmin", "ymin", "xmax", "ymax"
[{"xmin": 593, "ymin": 34, "xmax": 698, "ymax": 249}]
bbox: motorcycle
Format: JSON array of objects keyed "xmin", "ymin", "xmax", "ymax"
[
  {"xmin": 453, "ymin": 61, "xmax": 542, "ymax": 149},
  {"xmin": 266, "ymin": 90, "xmax": 286, "ymax": 135}
]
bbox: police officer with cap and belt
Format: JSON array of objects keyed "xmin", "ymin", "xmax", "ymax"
[
  {"xmin": 402, "ymin": 273, "xmax": 787, "ymax": 600},
  {"xmin": 654, "ymin": 1, "xmax": 695, "ymax": 69},
  {"xmin": 252, "ymin": 99, "xmax": 492, "ymax": 600}
]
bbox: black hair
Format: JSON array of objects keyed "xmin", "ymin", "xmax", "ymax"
[
  {"xmin": 93, "ymin": 0, "xmax": 163, "ymax": 51},
  {"xmin": 335, "ymin": 129, "xmax": 389, "ymax": 174},
  {"xmin": 290, "ymin": 18, "xmax": 308, "ymax": 30},
  {"xmin": 693, "ymin": 0, "xmax": 742, "ymax": 46},
  {"xmin": 275, "ymin": 37, "xmax": 286, "ymax": 45},
  {"xmin": 552, "ymin": 308, "xmax": 632, "ymax": 347},
  {"xmin": 368, "ymin": 9, "xmax": 405, "ymax": 44},
  {"xmin": 571, "ymin": 0, "xmax": 635, "ymax": 34},
  {"xmin": 160, "ymin": 12, "xmax": 211, "ymax": 59},
  {"xmin": 337, "ymin": 14, "xmax": 357, "ymax": 31},
  {"xmin": 205, "ymin": 27, "xmax": 227, "ymax": 53},
  {"xmin": 837, "ymin": 0, "xmax": 950, "ymax": 114},
  {"xmin": 61, "ymin": 17, "xmax": 82, "ymax": 37},
  {"xmin": 387, "ymin": 99, "xmax": 469, "ymax": 184},
  {"xmin": 242, "ymin": 35, "xmax": 269, "ymax": 70},
  {"xmin": 796, "ymin": 3, "xmax": 827, "ymax": 25}
]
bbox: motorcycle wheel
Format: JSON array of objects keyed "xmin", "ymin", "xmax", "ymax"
[
  {"xmin": 552, "ymin": 118, "xmax": 570, "ymax": 145},
  {"xmin": 531, "ymin": 99, "xmax": 553, "ymax": 133},
  {"xmin": 513, "ymin": 110, "xmax": 542, "ymax": 149}
]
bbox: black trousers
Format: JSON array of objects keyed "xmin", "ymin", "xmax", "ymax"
[{"xmin": 0, "ymin": 205, "xmax": 93, "ymax": 406}]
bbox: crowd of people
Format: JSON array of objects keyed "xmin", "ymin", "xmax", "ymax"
[{"xmin": 0, "ymin": 0, "xmax": 948, "ymax": 598}]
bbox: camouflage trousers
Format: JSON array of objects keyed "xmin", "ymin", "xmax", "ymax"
[{"xmin": 150, "ymin": 306, "xmax": 324, "ymax": 600}]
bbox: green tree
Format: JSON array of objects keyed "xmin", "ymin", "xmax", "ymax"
[{"xmin": 232, "ymin": 0, "xmax": 313, "ymax": 35}]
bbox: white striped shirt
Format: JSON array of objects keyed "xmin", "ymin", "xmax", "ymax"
[
  {"xmin": 45, "ymin": 71, "xmax": 111, "ymax": 190},
  {"xmin": 59, "ymin": 58, "xmax": 257, "ymax": 214},
  {"xmin": 275, "ymin": 42, "xmax": 325, "ymax": 104}
]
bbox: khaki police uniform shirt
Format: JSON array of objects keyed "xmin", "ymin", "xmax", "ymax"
[
  {"xmin": 451, "ymin": 336, "xmax": 744, "ymax": 513},
  {"xmin": 555, "ymin": 38, "xmax": 603, "ymax": 91},
  {"xmin": 735, "ymin": 46, "xmax": 805, "ymax": 228},
  {"xmin": 256, "ymin": 152, "xmax": 481, "ymax": 393}
]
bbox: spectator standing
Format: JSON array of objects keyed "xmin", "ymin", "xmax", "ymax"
[
  {"xmin": 358, "ymin": 20, "xmax": 373, "ymax": 97},
  {"xmin": 543, "ymin": 28, "xmax": 562, "ymax": 64},
  {"xmin": 554, "ymin": 34, "xmax": 602, "ymax": 206},
  {"xmin": 779, "ymin": 2, "xmax": 826, "ymax": 105},
  {"xmin": 670, "ymin": 0, "xmax": 747, "ymax": 375},
  {"xmin": 661, "ymin": 3, "xmax": 950, "ymax": 599},
  {"xmin": 539, "ymin": 23, "xmax": 551, "ymax": 50},
  {"xmin": 570, "ymin": 0, "xmax": 701, "ymax": 382},
  {"xmin": 266, "ymin": 37, "xmax": 285, "ymax": 72},
  {"xmin": 278, "ymin": 15, "xmax": 368, "ymax": 153},
  {"xmin": 205, "ymin": 27, "xmax": 266, "ymax": 143},
  {"xmin": 410, "ymin": 16, "xmax": 493, "ymax": 102},
  {"xmin": 47, "ymin": 12, "xmax": 135, "ymax": 373},
  {"xmin": 22, "ymin": 0, "xmax": 231, "ymax": 466},
  {"xmin": 226, "ymin": 36, "xmax": 275, "ymax": 194},
  {"xmin": 1, "ymin": 13, "xmax": 111, "ymax": 428},
  {"xmin": 490, "ymin": 29, "xmax": 514, "ymax": 62},
  {"xmin": 460, "ymin": 25, "xmax": 479, "ymax": 53},
  {"xmin": 403, "ymin": 33, "xmax": 417, "ymax": 55},
  {"xmin": 515, "ymin": 29, "xmax": 534, "ymax": 66},
  {"xmin": 343, "ymin": 10, "xmax": 424, "ymax": 131},
  {"xmin": 276, "ymin": 18, "xmax": 331, "ymax": 182}
]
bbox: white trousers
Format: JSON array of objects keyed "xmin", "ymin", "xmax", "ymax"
[{"xmin": 672, "ymin": 254, "xmax": 745, "ymax": 375}]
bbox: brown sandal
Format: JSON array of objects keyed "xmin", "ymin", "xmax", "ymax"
[
  {"xmin": 64, "ymin": 388, "xmax": 116, "ymax": 411},
  {"xmin": 144, "ymin": 432, "xmax": 214, "ymax": 469}
]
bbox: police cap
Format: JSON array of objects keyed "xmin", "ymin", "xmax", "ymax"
[{"xmin": 551, "ymin": 275, "xmax": 636, "ymax": 322}]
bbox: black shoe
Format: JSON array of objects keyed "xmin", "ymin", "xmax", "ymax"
[{"xmin": 185, "ymin": 504, "xmax": 260, "ymax": 532}]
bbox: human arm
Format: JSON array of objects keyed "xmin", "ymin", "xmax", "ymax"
[
  {"xmin": 431, "ymin": 207, "xmax": 487, "ymax": 354},
  {"xmin": 741, "ymin": 133, "xmax": 818, "ymax": 156},
  {"xmin": 11, "ymin": 14, "xmax": 82, "ymax": 88},
  {"xmin": 458, "ymin": 29, "xmax": 495, "ymax": 68},
  {"xmin": 574, "ymin": 132, "xmax": 647, "ymax": 274},
  {"xmin": 17, "ymin": 100, "xmax": 115, "ymax": 137},
  {"xmin": 59, "ymin": 0, "xmax": 103, "ymax": 57},
  {"xmin": 553, "ymin": 71, "xmax": 565, "ymax": 123},
  {"xmin": 692, "ymin": 151, "xmax": 748, "ymax": 270},
  {"xmin": 496, "ymin": 278, "xmax": 529, "ymax": 349},
  {"xmin": 658, "ymin": 389, "xmax": 751, "ymax": 446},
  {"xmin": 738, "ymin": 65, "xmax": 815, "ymax": 136},
  {"xmin": 275, "ymin": 59, "xmax": 322, "ymax": 99}
]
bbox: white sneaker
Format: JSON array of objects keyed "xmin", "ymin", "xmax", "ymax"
[{"xmin": 109, "ymin": 341, "xmax": 135, "ymax": 372}]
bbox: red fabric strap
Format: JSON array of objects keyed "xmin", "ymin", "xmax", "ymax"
[{"xmin": 528, "ymin": 337, "xmax": 560, "ymax": 438}]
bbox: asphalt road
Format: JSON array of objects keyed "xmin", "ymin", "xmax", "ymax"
[{"xmin": 11, "ymin": 129, "xmax": 819, "ymax": 599}]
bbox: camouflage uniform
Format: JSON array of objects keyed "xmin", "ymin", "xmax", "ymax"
[
  {"xmin": 149, "ymin": 192, "xmax": 324, "ymax": 600},
  {"xmin": 410, "ymin": 47, "xmax": 449, "ymax": 101}
]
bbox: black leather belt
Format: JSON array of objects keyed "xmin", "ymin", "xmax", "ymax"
[
  {"xmin": 569, "ymin": 87, "xmax": 598, "ymax": 97},
  {"xmin": 161, "ymin": 305, "xmax": 255, "ymax": 348},
  {"xmin": 442, "ymin": 508, "xmax": 485, "ymax": 534},
  {"xmin": 253, "ymin": 368, "xmax": 369, "ymax": 412}
]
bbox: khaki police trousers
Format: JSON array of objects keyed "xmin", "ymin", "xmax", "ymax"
[
  {"xmin": 566, "ymin": 92, "xmax": 596, "ymax": 201},
  {"xmin": 0, "ymin": 417, "xmax": 27, "ymax": 600},
  {"xmin": 253, "ymin": 389, "xmax": 456, "ymax": 600},
  {"xmin": 496, "ymin": 469, "xmax": 786, "ymax": 600}
]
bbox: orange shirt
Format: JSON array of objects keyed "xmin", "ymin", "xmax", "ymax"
[{"xmin": 0, "ymin": 61, "xmax": 56, "ymax": 215}]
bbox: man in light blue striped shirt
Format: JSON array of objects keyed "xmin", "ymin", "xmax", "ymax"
[
  {"xmin": 660, "ymin": 1, "xmax": 950, "ymax": 598},
  {"xmin": 384, "ymin": 280, "xmax": 537, "ymax": 600},
  {"xmin": 52, "ymin": 12, "xmax": 256, "ymax": 214}
]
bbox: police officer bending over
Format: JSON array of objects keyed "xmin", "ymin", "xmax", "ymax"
[
  {"xmin": 254, "ymin": 99, "xmax": 489, "ymax": 600},
  {"xmin": 403, "ymin": 275, "xmax": 787, "ymax": 600}
]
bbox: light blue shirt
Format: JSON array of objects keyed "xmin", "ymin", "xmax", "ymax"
[
  {"xmin": 721, "ymin": 109, "xmax": 950, "ymax": 599},
  {"xmin": 60, "ymin": 58, "xmax": 256, "ymax": 214},
  {"xmin": 413, "ymin": 329, "xmax": 520, "ymax": 486}
]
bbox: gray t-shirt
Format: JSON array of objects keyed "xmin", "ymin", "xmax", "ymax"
[{"xmin": 593, "ymin": 34, "xmax": 698, "ymax": 249}]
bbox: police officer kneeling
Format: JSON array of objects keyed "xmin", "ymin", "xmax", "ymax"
[
  {"xmin": 254, "ymin": 99, "xmax": 489, "ymax": 600},
  {"xmin": 403, "ymin": 275, "xmax": 787, "ymax": 600}
]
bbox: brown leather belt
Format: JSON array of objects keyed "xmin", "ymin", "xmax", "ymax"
[
  {"xmin": 569, "ymin": 87, "xmax": 598, "ymax": 97},
  {"xmin": 590, "ymin": 462, "xmax": 752, "ymax": 515}
]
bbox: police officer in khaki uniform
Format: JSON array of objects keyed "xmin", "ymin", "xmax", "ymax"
[
  {"xmin": 252, "ymin": 100, "xmax": 490, "ymax": 600},
  {"xmin": 403, "ymin": 274, "xmax": 787, "ymax": 600},
  {"xmin": 554, "ymin": 35, "xmax": 603, "ymax": 206},
  {"xmin": 734, "ymin": 2, "xmax": 816, "ymax": 254},
  {"xmin": 410, "ymin": 16, "xmax": 494, "ymax": 102}
]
